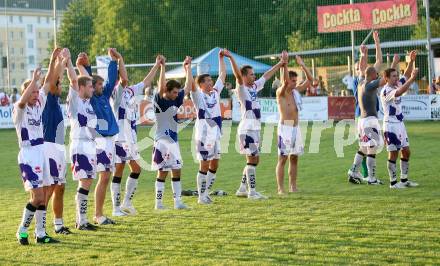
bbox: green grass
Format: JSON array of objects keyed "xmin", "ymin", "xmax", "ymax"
[{"xmin": 0, "ymin": 121, "xmax": 439, "ymax": 265}]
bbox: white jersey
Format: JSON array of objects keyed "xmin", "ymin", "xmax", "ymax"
[
  {"xmin": 112, "ymin": 82, "xmax": 145, "ymax": 144},
  {"xmin": 153, "ymin": 89, "xmax": 185, "ymax": 142},
  {"xmin": 237, "ymin": 77, "xmax": 266, "ymax": 132},
  {"xmin": 380, "ymin": 84, "xmax": 404, "ymax": 123},
  {"xmin": 13, "ymin": 88, "xmax": 47, "ymax": 148},
  {"xmin": 67, "ymin": 86, "xmax": 97, "ymax": 140},
  {"xmin": 190, "ymin": 79, "xmax": 224, "ymax": 140}
]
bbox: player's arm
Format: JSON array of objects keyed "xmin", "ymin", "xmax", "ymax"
[
  {"xmin": 158, "ymin": 56, "xmax": 166, "ymax": 97},
  {"xmin": 65, "ymin": 49, "xmax": 79, "ymax": 91},
  {"xmin": 278, "ymin": 57, "xmax": 290, "ymax": 97},
  {"xmin": 18, "ymin": 67, "xmax": 42, "ymax": 109},
  {"xmin": 262, "ymin": 52, "xmax": 285, "ymax": 81},
  {"xmin": 373, "ymin": 30, "xmax": 382, "ymax": 72},
  {"xmin": 43, "ymin": 47, "xmax": 62, "ymax": 95},
  {"xmin": 142, "ymin": 55, "xmax": 161, "ymax": 89},
  {"xmin": 117, "ymin": 50, "xmax": 128, "ymax": 88},
  {"xmin": 218, "ymin": 49, "xmax": 226, "ymax": 84},
  {"xmin": 104, "ymin": 48, "xmax": 119, "ymax": 96},
  {"xmin": 395, "ymin": 68, "xmax": 418, "ymax": 97},
  {"xmin": 183, "ymin": 56, "xmax": 193, "ymax": 95},
  {"xmin": 76, "ymin": 52, "xmax": 91, "ymax": 77},
  {"xmin": 403, "ymin": 50, "xmax": 416, "ymax": 80},
  {"xmin": 358, "ymin": 45, "xmax": 368, "ymax": 78},
  {"xmin": 223, "ymin": 49, "xmax": 242, "ymax": 86},
  {"xmin": 296, "ymin": 55, "xmax": 313, "ymax": 92},
  {"xmin": 390, "ymin": 54, "xmax": 400, "ymax": 70}
]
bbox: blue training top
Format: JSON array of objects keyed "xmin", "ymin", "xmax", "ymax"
[
  {"xmin": 86, "ymin": 61, "xmax": 119, "ymax": 137},
  {"xmin": 42, "ymin": 92, "xmax": 64, "ymax": 145}
]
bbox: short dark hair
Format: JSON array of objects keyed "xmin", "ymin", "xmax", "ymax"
[
  {"xmin": 166, "ymin": 80, "xmax": 181, "ymax": 92},
  {"xmin": 78, "ymin": 75, "xmax": 92, "ymax": 88},
  {"xmin": 196, "ymin": 74, "xmax": 211, "ymax": 86},
  {"xmin": 384, "ymin": 68, "xmax": 397, "ymax": 78},
  {"xmin": 288, "ymin": 71, "xmax": 298, "ymax": 78},
  {"xmin": 240, "ymin": 65, "xmax": 253, "ymax": 76},
  {"xmin": 92, "ymin": 74, "xmax": 104, "ymax": 87}
]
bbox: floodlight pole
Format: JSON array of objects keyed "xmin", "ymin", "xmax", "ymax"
[
  {"xmin": 4, "ymin": 0, "xmax": 10, "ymax": 90},
  {"xmin": 350, "ymin": 0, "xmax": 355, "ymax": 76},
  {"xmin": 53, "ymin": 0, "xmax": 57, "ymax": 47},
  {"xmin": 424, "ymin": 0, "xmax": 433, "ymax": 91}
]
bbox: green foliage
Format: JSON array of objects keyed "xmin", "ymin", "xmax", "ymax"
[{"xmin": 412, "ymin": 17, "xmax": 440, "ymax": 39}]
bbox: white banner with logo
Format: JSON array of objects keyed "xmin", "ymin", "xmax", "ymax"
[
  {"xmin": 232, "ymin": 96, "xmax": 328, "ymax": 124},
  {"xmin": 0, "ymin": 106, "xmax": 14, "ymax": 129},
  {"xmin": 430, "ymin": 95, "xmax": 440, "ymax": 120},
  {"xmin": 378, "ymin": 95, "xmax": 431, "ymax": 120}
]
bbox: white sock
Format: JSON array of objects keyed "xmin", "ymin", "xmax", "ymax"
[
  {"xmin": 400, "ymin": 158, "xmax": 409, "ymax": 182},
  {"xmin": 123, "ymin": 176, "xmax": 139, "ymax": 206},
  {"xmin": 171, "ymin": 178, "xmax": 182, "ymax": 203},
  {"xmin": 18, "ymin": 203, "xmax": 36, "ymax": 234},
  {"xmin": 197, "ymin": 171, "xmax": 207, "ymax": 199},
  {"xmin": 76, "ymin": 188, "xmax": 89, "ymax": 226},
  {"xmin": 111, "ymin": 177, "xmax": 122, "ymax": 210},
  {"xmin": 54, "ymin": 218, "xmax": 63, "ymax": 231},
  {"xmin": 206, "ymin": 170, "xmax": 216, "ymax": 195},
  {"xmin": 388, "ymin": 160, "xmax": 397, "ymax": 185},
  {"xmin": 155, "ymin": 180, "xmax": 165, "ymax": 206},
  {"xmin": 366, "ymin": 155, "xmax": 376, "ymax": 182},
  {"xmin": 35, "ymin": 205, "xmax": 47, "ymax": 238},
  {"xmin": 246, "ymin": 164, "xmax": 257, "ymax": 194},
  {"xmin": 239, "ymin": 167, "xmax": 247, "ymax": 191},
  {"xmin": 350, "ymin": 151, "xmax": 364, "ymax": 173}
]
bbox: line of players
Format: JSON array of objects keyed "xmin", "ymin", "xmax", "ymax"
[
  {"xmin": 12, "ymin": 47, "xmax": 309, "ymax": 245},
  {"xmin": 348, "ymin": 31, "xmax": 419, "ymax": 189}
]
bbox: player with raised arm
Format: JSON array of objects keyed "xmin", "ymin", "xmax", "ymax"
[
  {"xmin": 14, "ymin": 49, "xmax": 61, "ymax": 244},
  {"xmin": 42, "ymin": 48, "xmax": 72, "ymax": 235},
  {"xmin": 275, "ymin": 53, "xmax": 312, "ymax": 194},
  {"xmin": 381, "ymin": 51, "xmax": 419, "ymax": 189},
  {"xmin": 110, "ymin": 54, "xmax": 161, "ymax": 215},
  {"xmin": 347, "ymin": 31, "xmax": 385, "ymax": 185},
  {"xmin": 66, "ymin": 52, "xmax": 98, "ymax": 231},
  {"xmin": 152, "ymin": 56, "xmax": 193, "ymax": 210},
  {"xmin": 76, "ymin": 49, "xmax": 119, "ymax": 225},
  {"xmin": 190, "ymin": 49, "xmax": 227, "ymax": 204},
  {"xmin": 229, "ymin": 50, "xmax": 285, "ymax": 199}
]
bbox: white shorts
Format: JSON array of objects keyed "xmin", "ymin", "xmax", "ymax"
[
  {"xmin": 277, "ymin": 123, "xmax": 304, "ymax": 156},
  {"xmin": 70, "ymin": 140, "xmax": 97, "ymax": 180},
  {"xmin": 115, "ymin": 141, "xmax": 140, "ymax": 163},
  {"xmin": 357, "ymin": 116, "xmax": 383, "ymax": 148},
  {"xmin": 238, "ymin": 130, "xmax": 260, "ymax": 156},
  {"xmin": 18, "ymin": 145, "xmax": 53, "ymax": 191},
  {"xmin": 152, "ymin": 139, "xmax": 183, "ymax": 171},
  {"xmin": 96, "ymin": 136, "xmax": 115, "ymax": 172},
  {"xmin": 383, "ymin": 122, "xmax": 409, "ymax": 151},
  {"xmin": 196, "ymin": 139, "xmax": 221, "ymax": 161},
  {"xmin": 43, "ymin": 142, "xmax": 66, "ymax": 185}
]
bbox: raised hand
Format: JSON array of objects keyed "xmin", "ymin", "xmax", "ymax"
[
  {"xmin": 32, "ymin": 66, "xmax": 42, "ymax": 81},
  {"xmin": 281, "ymin": 50, "xmax": 288, "ymax": 66},
  {"xmin": 50, "ymin": 48, "xmax": 62, "ymax": 62},
  {"xmin": 409, "ymin": 50, "xmax": 417, "ymax": 62},
  {"xmin": 393, "ymin": 53, "xmax": 399, "ymax": 63},
  {"xmin": 219, "ymin": 49, "xmax": 224, "ymax": 58},
  {"xmin": 295, "ymin": 55, "xmax": 305, "ymax": 67},
  {"xmin": 61, "ymin": 48, "xmax": 71, "ymax": 59},
  {"xmin": 183, "ymin": 56, "xmax": 192, "ymax": 71},
  {"xmin": 76, "ymin": 52, "xmax": 89, "ymax": 66},
  {"xmin": 360, "ymin": 44, "xmax": 368, "ymax": 55},
  {"xmin": 373, "ymin": 30, "xmax": 380, "ymax": 43},
  {"xmin": 222, "ymin": 49, "xmax": 232, "ymax": 58}
]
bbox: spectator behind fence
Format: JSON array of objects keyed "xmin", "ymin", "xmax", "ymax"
[
  {"xmin": 342, "ymin": 74, "xmax": 354, "ymax": 95},
  {"xmin": 0, "ymin": 89, "xmax": 10, "ymax": 106},
  {"xmin": 271, "ymin": 76, "xmax": 281, "ymax": 97},
  {"xmin": 306, "ymin": 79, "xmax": 319, "ymax": 96},
  {"xmin": 10, "ymin": 88, "xmax": 21, "ymax": 104},
  {"xmin": 431, "ymin": 77, "xmax": 440, "ymax": 94}
]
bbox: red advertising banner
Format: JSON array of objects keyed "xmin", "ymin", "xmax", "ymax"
[
  {"xmin": 317, "ymin": 0, "xmax": 417, "ymax": 33},
  {"xmin": 328, "ymin": 96, "xmax": 355, "ymax": 120}
]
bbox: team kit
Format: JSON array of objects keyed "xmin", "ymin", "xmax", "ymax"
[{"xmin": 13, "ymin": 32, "xmax": 418, "ymax": 245}]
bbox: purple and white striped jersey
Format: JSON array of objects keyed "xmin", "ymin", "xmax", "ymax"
[
  {"xmin": 67, "ymin": 86, "xmax": 97, "ymax": 140},
  {"xmin": 236, "ymin": 77, "xmax": 266, "ymax": 132},
  {"xmin": 13, "ymin": 88, "xmax": 47, "ymax": 148},
  {"xmin": 380, "ymin": 84, "xmax": 404, "ymax": 123},
  {"xmin": 190, "ymin": 78, "xmax": 224, "ymax": 140},
  {"xmin": 112, "ymin": 82, "xmax": 145, "ymax": 144}
]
